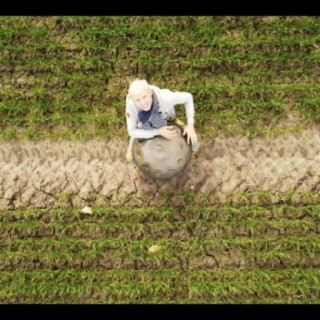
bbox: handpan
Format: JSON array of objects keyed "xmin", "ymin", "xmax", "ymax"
[{"xmin": 132, "ymin": 124, "xmax": 192, "ymax": 179}]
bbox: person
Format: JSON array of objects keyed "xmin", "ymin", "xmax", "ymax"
[{"xmin": 125, "ymin": 79, "xmax": 200, "ymax": 163}]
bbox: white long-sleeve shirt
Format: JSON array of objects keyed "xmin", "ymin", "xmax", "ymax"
[{"xmin": 125, "ymin": 85, "xmax": 195, "ymax": 139}]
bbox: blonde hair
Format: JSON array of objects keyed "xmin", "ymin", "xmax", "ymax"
[{"xmin": 128, "ymin": 79, "xmax": 150, "ymax": 96}]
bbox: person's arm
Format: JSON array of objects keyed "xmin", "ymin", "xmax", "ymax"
[
  {"xmin": 165, "ymin": 91, "xmax": 195, "ymax": 124},
  {"xmin": 165, "ymin": 90, "xmax": 197, "ymax": 144}
]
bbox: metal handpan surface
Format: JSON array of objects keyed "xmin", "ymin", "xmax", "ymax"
[{"xmin": 133, "ymin": 124, "xmax": 192, "ymax": 179}]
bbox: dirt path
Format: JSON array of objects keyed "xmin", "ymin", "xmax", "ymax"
[{"xmin": 1, "ymin": 126, "xmax": 320, "ymax": 210}]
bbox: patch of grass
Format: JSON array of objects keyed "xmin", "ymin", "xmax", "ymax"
[{"xmin": 0, "ymin": 16, "xmax": 319, "ymax": 139}]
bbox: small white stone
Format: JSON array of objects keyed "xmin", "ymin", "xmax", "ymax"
[
  {"xmin": 81, "ymin": 206, "xmax": 92, "ymax": 214},
  {"xmin": 148, "ymin": 245, "xmax": 161, "ymax": 253}
]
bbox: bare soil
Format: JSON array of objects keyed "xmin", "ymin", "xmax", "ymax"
[{"xmin": 1, "ymin": 126, "xmax": 320, "ymax": 210}]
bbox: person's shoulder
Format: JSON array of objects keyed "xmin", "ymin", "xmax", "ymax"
[
  {"xmin": 149, "ymin": 84, "xmax": 161, "ymax": 92},
  {"xmin": 150, "ymin": 85, "xmax": 172, "ymax": 96},
  {"xmin": 126, "ymin": 94, "xmax": 135, "ymax": 109}
]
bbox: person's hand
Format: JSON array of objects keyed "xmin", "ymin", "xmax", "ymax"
[
  {"xmin": 158, "ymin": 126, "xmax": 179, "ymax": 140},
  {"xmin": 126, "ymin": 151, "xmax": 133, "ymax": 163},
  {"xmin": 183, "ymin": 123, "xmax": 197, "ymax": 144}
]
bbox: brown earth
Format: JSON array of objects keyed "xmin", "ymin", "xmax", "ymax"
[{"xmin": 1, "ymin": 126, "xmax": 320, "ymax": 210}]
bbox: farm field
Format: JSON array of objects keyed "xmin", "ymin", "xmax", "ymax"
[{"xmin": 0, "ymin": 16, "xmax": 320, "ymax": 303}]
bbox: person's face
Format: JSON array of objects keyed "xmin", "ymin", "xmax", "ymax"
[{"xmin": 131, "ymin": 88, "xmax": 153, "ymax": 111}]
